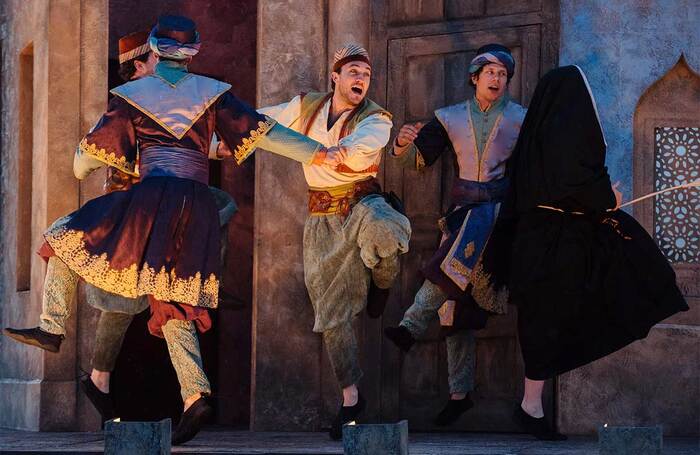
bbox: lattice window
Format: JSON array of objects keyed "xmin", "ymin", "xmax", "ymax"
[{"xmin": 654, "ymin": 126, "xmax": 700, "ymax": 263}]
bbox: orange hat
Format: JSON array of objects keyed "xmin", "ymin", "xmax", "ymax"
[{"xmin": 118, "ymin": 31, "xmax": 151, "ymax": 64}]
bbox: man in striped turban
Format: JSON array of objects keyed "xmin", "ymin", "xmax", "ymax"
[
  {"xmin": 385, "ymin": 43, "xmax": 527, "ymax": 428},
  {"xmin": 258, "ymin": 44, "xmax": 411, "ymax": 440}
]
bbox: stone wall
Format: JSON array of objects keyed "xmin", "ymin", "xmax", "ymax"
[
  {"xmin": 559, "ymin": 0, "xmax": 700, "ymax": 201},
  {"xmin": 0, "ymin": 0, "xmax": 109, "ymax": 431},
  {"xmin": 557, "ymin": 0, "xmax": 700, "ymax": 436}
]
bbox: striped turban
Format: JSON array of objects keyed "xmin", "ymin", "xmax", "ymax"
[
  {"xmin": 148, "ymin": 15, "xmax": 201, "ymax": 61},
  {"xmin": 118, "ymin": 31, "xmax": 150, "ymax": 64},
  {"xmin": 468, "ymin": 44, "xmax": 515, "ymax": 81},
  {"xmin": 333, "ymin": 44, "xmax": 370, "ymax": 72}
]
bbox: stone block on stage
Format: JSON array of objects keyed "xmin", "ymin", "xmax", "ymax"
[
  {"xmin": 342, "ymin": 419, "xmax": 408, "ymax": 455},
  {"xmin": 104, "ymin": 418, "xmax": 171, "ymax": 454}
]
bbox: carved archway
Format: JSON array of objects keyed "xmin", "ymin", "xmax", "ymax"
[{"xmin": 633, "ymin": 55, "xmax": 700, "ymax": 309}]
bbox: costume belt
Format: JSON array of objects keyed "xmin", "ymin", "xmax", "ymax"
[
  {"xmin": 308, "ymin": 177, "xmax": 381, "ymax": 216},
  {"xmin": 451, "ymin": 177, "xmax": 509, "ymax": 205},
  {"xmin": 140, "ymin": 146, "xmax": 209, "ymax": 184},
  {"xmin": 536, "ymin": 205, "xmax": 630, "ymax": 239},
  {"xmin": 536, "ymin": 205, "xmax": 585, "ymax": 215}
]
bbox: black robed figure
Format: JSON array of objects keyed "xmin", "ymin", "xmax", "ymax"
[{"xmin": 474, "ymin": 65, "xmax": 688, "ymax": 439}]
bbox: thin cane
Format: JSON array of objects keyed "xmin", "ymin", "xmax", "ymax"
[{"xmin": 615, "ymin": 179, "xmax": 700, "ymax": 210}]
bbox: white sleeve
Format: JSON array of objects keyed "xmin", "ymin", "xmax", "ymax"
[
  {"xmin": 257, "ymin": 95, "xmax": 302, "ymax": 128},
  {"xmin": 72, "ymin": 122, "xmax": 105, "ymax": 179},
  {"xmin": 73, "ymin": 145, "xmax": 106, "ymax": 179},
  {"xmin": 338, "ymin": 113, "xmax": 393, "ymax": 171}
]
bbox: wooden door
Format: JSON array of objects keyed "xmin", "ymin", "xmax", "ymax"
[{"xmin": 368, "ymin": 0, "xmax": 560, "ymax": 431}]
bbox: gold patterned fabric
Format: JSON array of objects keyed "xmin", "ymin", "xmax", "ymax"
[
  {"xmin": 39, "ymin": 257, "xmax": 80, "ymax": 336},
  {"xmin": 162, "ymin": 319, "xmax": 211, "ymax": 401},
  {"xmin": 41, "ymin": 172, "xmax": 222, "ymax": 311},
  {"xmin": 44, "ymin": 225, "xmax": 219, "ymax": 308},
  {"xmin": 307, "ymin": 177, "xmax": 381, "ymax": 217},
  {"xmin": 79, "ymin": 139, "xmax": 137, "ymax": 176},
  {"xmin": 233, "ymin": 118, "xmax": 277, "ymax": 164}
]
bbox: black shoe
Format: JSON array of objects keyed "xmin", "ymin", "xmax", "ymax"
[
  {"xmin": 384, "ymin": 326, "xmax": 415, "ymax": 353},
  {"xmin": 3, "ymin": 327, "xmax": 64, "ymax": 353},
  {"xmin": 514, "ymin": 405, "xmax": 567, "ymax": 441},
  {"xmin": 366, "ymin": 283, "xmax": 390, "ymax": 319},
  {"xmin": 172, "ymin": 396, "xmax": 212, "ymax": 446},
  {"xmin": 329, "ymin": 394, "xmax": 366, "ymax": 441},
  {"xmin": 433, "ymin": 395, "xmax": 474, "ymax": 426},
  {"xmin": 79, "ymin": 376, "xmax": 115, "ymax": 422}
]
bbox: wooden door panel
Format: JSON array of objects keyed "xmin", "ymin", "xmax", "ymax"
[
  {"xmin": 384, "ymin": 27, "xmax": 539, "ymax": 431},
  {"xmin": 487, "ymin": 0, "xmax": 543, "ymax": 16},
  {"xmin": 389, "ymin": 0, "xmax": 445, "ymax": 25},
  {"xmin": 370, "ymin": 0, "xmax": 559, "ymax": 431},
  {"xmin": 445, "ymin": 0, "xmax": 486, "ymax": 20}
]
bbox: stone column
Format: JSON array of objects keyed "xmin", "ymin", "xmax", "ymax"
[
  {"xmin": 252, "ymin": 0, "xmax": 328, "ymax": 431},
  {"xmin": 0, "ymin": 0, "xmax": 108, "ymax": 431},
  {"xmin": 327, "ymin": 0, "xmax": 370, "ymax": 75},
  {"xmin": 75, "ymin": 0, "xmax": 109, "ymax": 431}
]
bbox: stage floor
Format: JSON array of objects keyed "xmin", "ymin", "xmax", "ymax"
[{"xmin": 0, "ymin": 427, "xmax": 698, "ymax": 454}]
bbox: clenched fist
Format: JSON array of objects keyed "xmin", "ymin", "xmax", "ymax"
[
  {"xmin": 312, "ymin": 146, "xmax": 348, "ymax": 168},
  {"xmin": 394, "ymin": 122, "xmax": 424, "ymax": 152}
]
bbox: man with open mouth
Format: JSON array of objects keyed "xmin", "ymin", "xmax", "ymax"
[
  {"xmin": 258, "ymin": 44, "xmax": 411, "ymax": 440},
  {"xmin": 385, "ymin": 44, "xmax": 529, "ymax": 430}
]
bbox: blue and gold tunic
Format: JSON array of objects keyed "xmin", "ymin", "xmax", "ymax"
[{"xmin": 392, "ymin": 96, "xmax": 526, "ymax": 322}]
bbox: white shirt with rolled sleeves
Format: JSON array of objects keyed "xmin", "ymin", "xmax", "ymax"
[{"xmin": 259, "ymin": 95, "xmax": 392, "ymax": 188}]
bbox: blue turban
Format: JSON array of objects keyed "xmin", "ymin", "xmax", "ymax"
[
  {"xmin": 468, "ymin": 45, "xmax": 515, "ymax": 81},
  {"xmin": 148, "ymin": 15, "xmax": 201, "ymax": 61}
]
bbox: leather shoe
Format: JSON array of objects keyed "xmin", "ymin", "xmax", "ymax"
[
  {"xmin": 329, "ymin": 394, "xmax": 366, "ymax": 440},
  {"xmin": 434, "ymin": 395, "xmax": 474, "ymax": 426},
  {"xmin": 172, "ymin": 396, "xmax": 212, "ymax": 445},
  {"xmin": 79, "ymin": 376, "xmax": 115, "ymax": 422},
  {"xmin": 384, "ymin": 326, "xmax": 415, "ymax": 353},
  {"xmin": 514, "ymin": 404, "xmax": 567, "ymax": 441},
  {"xmin": 3, "ymin": 327, "xmax": 64, "ymax": 353}
]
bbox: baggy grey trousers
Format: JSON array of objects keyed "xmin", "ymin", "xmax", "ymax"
[
  {"xmin": 400, "ymin": 280, "xmax": 476, "ymax": 394},
  {"xmin": 303, "ymin": 195, "xmax": 411, "ymax": 389},
  {"xmin": 38, "ymin": 256, "xmax": 210, "ymax": 400}
]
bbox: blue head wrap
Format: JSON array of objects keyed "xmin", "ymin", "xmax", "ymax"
[
  {"xmin": 148, "ymin": 15, "xmax": 201, "ymax": 60},
  {"xmin": 468, "ymin": 44, "xmax": 515, "ymax": 81}
]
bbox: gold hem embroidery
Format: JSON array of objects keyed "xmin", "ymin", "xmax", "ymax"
[
  {"xmin": 44, "ymin": 226, "xmax": 218, "ymax": 308},
  {"xmin": 234, "ymin": 117, "xmax": 277, "ymax": 164},
  {"xmin": 470, "ymin": 261, "xmax": 508, "ymax": 314},
  {"xmin": 79, "ymin": 139, "xmax": 137, "ymax": 176}
]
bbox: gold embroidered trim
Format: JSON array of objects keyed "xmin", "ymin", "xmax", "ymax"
[
  {"xmin": 437, "ymin": 216, "xmax": 448, "ymax": 234},
  {"xmin": 80, "ymin": 139, "xmax": 137, "ymax": 176},
  {"xmin": 470, "ymin": 261, "xmax": 508, "ymax": 314},
  {"xmin": 449, "ymin": 258, "xmax": 470, "ymax": 277},
  {"xmin": 44, "ymin": 226, "xmax": 219, "ymax": 308},
  {"xmin": 234, "ymin": 117, "xmax": 277, "ymax": 164},
  {"xmin": 416, "ymin": 149, "xmax": 426, "ymax": 170}
]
